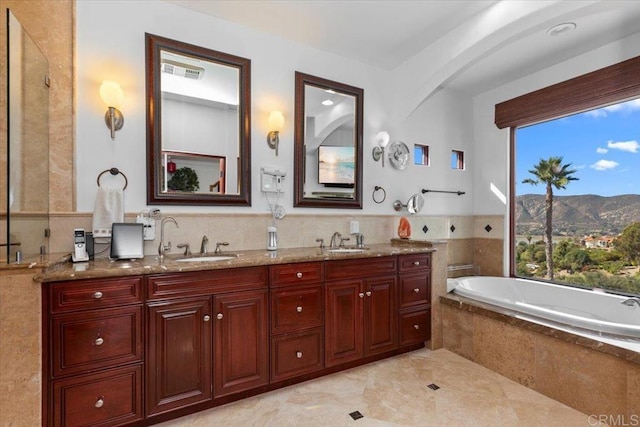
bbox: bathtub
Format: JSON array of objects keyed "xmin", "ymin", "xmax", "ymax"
[{"xmin": 448, "ymin": 276, "xmax": 640, "ymax": 352}]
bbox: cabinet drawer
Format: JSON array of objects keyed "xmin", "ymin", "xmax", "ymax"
[
  {"xmin": 271, "ymin": 285, "xmax": 324, "ymax": 334},
  {"xmin": 148, "ymin": 266, "xmax": 267, "ymax": 299},
  {"xmin": 398, "ymin": 254, "xmax": 431, "ymax": 273},
  {"xmin": 52, "ymin": 364, "xmax": 143, "ymax": 427},
  {"xmin": 51, "ymin": 306, "xmax": 143, "ymax": 378},
  {"xmin": 271, "ymin": 327, "xmax": 324, "ymax": 382},
  {"xmin": 325, "ymin": 256, "xmax": 397, "ymax": 281},
  {"xmin": 50, "ymin": 277, "xmax": 142, "ymax": 314},
  {"xmin": 399, "ymin": 273, "xmax": 431, "ymax": 308},
  {"xmin": 399, "ymin": 308, "xmax": 431, "ymax": 346},
  {"xmin": 270, "ymin": 262, "xmax": 323, "ymax": 287}
]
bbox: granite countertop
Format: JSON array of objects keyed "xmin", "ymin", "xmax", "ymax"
[{"xmin": 30, "ymin": 240, "xmax": 437, "ymax": 283}]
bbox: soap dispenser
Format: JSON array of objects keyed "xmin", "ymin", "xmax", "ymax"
[{"xmin": 267, "ymin": 226, "xmax": 278, "ymax": 251}]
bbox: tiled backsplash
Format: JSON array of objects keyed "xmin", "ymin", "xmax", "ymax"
[{"xmin": 45, "ymin": 213, "xmax": 504, "ymax": 274}]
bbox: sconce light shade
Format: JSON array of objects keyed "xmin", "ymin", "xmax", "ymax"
[
  {"xmin": 267, "ymin": 111, "xmax": 284, "ymax": 156},
  {"xmin": 99, "ymin": 80, "xmax": 124, "ymax": 140},
  {"xmin": 372, "ymin": 131, "xmax": 390, "ymax": 167}
]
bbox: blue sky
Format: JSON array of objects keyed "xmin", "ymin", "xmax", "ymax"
[{"xmin": 516, "ymin": 98, "xmax": 640, "ymax": 197}]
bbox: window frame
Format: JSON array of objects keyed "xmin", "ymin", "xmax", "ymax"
[{"xmin": 494, "ymin": 55, "xmax": 640, "ymax": 277}]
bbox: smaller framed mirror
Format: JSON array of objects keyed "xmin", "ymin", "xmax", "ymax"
[{"xmin": 294, "ymin": 72, "xmax": 363, "ymax": 209}]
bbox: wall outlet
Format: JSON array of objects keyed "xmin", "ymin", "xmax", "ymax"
[
  {"xmin": 136, "ymin": 215, "xmax": 156, "ymax": 240},
  {"xmin": 350, "ymin": 220, "xmax": 360, "ymax": 234}
]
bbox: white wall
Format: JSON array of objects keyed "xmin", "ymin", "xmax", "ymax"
[
  {"xmin": 471, "ymin": 31, "xmax": 640, "ymax": 273},
  {"xmin": 74, "ymin": 0, "xmax": 472, "ymax": 217}
]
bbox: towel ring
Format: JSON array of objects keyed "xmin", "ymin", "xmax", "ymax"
[
  {"xmin": 97, "ymin": 167, "xmax": 128, "ymax": 190},
  {"xmin": 372, "ymin": 186, "xmax": 386, "ymax": 204}
]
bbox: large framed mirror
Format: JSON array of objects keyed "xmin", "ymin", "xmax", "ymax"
[
  {"xmin": 146, "ymin": 33, "xmax": 251, "ymax": 205},
  {"xmin": 294, "ymin": 72, "xmax": 363, "ymax": 208}
]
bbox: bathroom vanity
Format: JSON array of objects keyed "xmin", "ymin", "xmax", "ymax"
[{"xmin": 39, "ymin": 245, "xmax": 433, "ymax": 426}]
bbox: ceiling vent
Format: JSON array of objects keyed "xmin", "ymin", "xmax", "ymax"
[{"xmin": 161, "ymin": 60, "xmax": 204, "ymax": 80}]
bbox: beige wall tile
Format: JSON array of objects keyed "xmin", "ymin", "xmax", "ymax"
[
  {"xmin": 0, "ymin": 271, "xmax": 42, "ymax": 426},
  {"xmin": 429, "ymin": 241, "xmax": 448, "ymax": 350},
  {"xmin": 441, "ymin": 304, "xmax": 474, "ymax": 360},
  {"xmin": 473, "ymin": 215, "xmax": 504, "ymax": 239},
  {"xmin": 534, "ymin": 333, "xmax": 627, "ymax": 417},
  {"xmin": 628, "ymin": 365, "xmax": 640, "ymax": 418},
  {"xmin": 473, "ymin": 315, "xmax": 536, "ymax": 387},
  {"xmin": 474, "ymin": 238, "xmax": 504, "ymax": 276}
]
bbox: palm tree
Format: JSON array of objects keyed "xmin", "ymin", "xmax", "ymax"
[{"xmin": 522, "ymin": 157, "xmax": 578, "ymax": 279}]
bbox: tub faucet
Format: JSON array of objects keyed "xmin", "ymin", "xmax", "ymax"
[
  {"xmin": 200, "ymin": 235, "xmax": 209, "ymax": 254},
  {"xmin": 158, "ymin": 217, "xmax": 178, "ymax": 259},
  {"xmin": 621, "ymin": 298, "xmax": 640, "ymax": 308}
]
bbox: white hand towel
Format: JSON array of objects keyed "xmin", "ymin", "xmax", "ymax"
[{"xmin": 92, "ymin": 186, "xmax": 124, "ymax": 236}]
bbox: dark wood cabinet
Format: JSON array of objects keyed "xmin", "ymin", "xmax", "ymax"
[
  {"xmin": 324, "ymin": 257, "xmax": 398, "ymax": 367},
  {"xmin": 398, "ymin": 254, "xmax": 432, "ymax": 345},
  {"xmin": 45, "ymin": 277, "xmax": 144, "ymax": 427},
  {"xmin": 146, "ymin": 297, "xmax": 212, "ymax": 416},
  {"xmin": 269, "ymin": 262, "xmax": 325, "ymax": 382},
  {"xmin": 214, "ymin": 289, "xmax": 269, "ymax": 397},
  {"xmin": 43, "ymin": 252, "xmax": 432, "ymax": 426}
]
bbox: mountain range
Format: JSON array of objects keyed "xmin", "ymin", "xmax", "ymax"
[{"xmin": 516, "ymin": 194, "xmax": 640, "ymax": 237}]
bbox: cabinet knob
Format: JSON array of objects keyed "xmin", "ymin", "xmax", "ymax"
[
  {"xmin": 413, "ymin": 324, "xmax": 420, "ymax": 330},
  {"xmin": 296, "ymin": 306, "xmax": 303, "ymax": 313},
  {"xmin": 93, "ymin": 291, "xmax": 103, "ymax": 299},
  {"xmin": 296, "ymin": 272, "xmax": 303, "ymax": 279},
  {"xmin": 359, "ymin": 292, "xmax": 364, "ymax": 298},
  {"xmin": 94, "ymin": 398, "xmax": 104, "ymax": 408},
  {"xmin": 95, "ymin": 337, "xmax": 104, "ymax": 346},
  {"xmin": 414, "ymin": 288, "xmax": 420, "ymax": 293},
  {"xmin": 296, "ymin": 351, "xmax": 303, "ymax": 359},
  {"xmin": 413, "ymin": 261, "xmax": 420, "ymax": 266},
  {"xmin": 216, "ymin": 313, "xmax": 223, "ymax": 320},
  {"xmin": 365, "ymin": 291, "xmax": 372, "ymax": 297},
  {"xmin": 203, "ymin": 315, "xmax": 211, "ymax": 322}
]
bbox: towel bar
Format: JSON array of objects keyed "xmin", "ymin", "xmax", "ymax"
[{"xmin": 97, "ymin": 167, "xmax": 128, "ymax": 190}]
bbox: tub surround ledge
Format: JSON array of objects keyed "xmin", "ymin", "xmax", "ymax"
[{"xmin": 441, "ymin": 294, "xmax": 640, "ymax": 364}]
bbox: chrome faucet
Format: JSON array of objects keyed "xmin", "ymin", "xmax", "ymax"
[
  {"xmin": 214, "ymin": 242, "xmax": 229, "ymax": 254},
  {"xmin": 329, "ymin": 232, "xmax": 342, "ymax": 248},
  {"xmin": 158, "ymin": 216, "xmax": 178, "ymax": 259},
  {"xmin": 200, "ymin": 235, "xmax": 209, "ymax": 254},
  {"xmin": 176, "ymin": 243, "xmax": 191, "ymax": 256},
  {"xmin": 621, "ymin": 298, "xmax": 640, "ymax": 308}
]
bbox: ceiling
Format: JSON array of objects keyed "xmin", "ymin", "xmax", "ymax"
[{"xmin": 164, "ymin": 0, "xmax": 640, "ymax": 96}]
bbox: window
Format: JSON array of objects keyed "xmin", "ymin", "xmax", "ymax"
[
  {"xmin": 495, "ymin": 55, "xmax": 640, "ymax": 296},
  {"xmin": 414, "ymin": 144, "xmax": 429, "ymax": 166},
  {"xmin": 451, "ymin": 150, "xmax": 464, "ymax": 170},
  {"xmin": 515, "ymin": 99, "xmax": 640, "ymax": 295}
]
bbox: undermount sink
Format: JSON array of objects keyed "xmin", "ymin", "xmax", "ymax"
[
  {"xmin": 176, "ymin": 256, "xmax": 236, "ymax": 263},
  {"xmin": 326, "ymin": 248, "xmax": 367, "ymax": 254}
]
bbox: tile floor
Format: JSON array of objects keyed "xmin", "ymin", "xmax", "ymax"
[{"xmin": 157, "ymin": 348, "xmax": 596, "ymax": 426}]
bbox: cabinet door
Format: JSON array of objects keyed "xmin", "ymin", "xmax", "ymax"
[
  {"xmin": 364, "ymin": 275, "xmax": 397, "ymax": 356},
  {"xmin": 146, "ymin": 297, "xmax": 212, "ymax": 416},
  {"xmin": 325, "ymin": 280, "xmax": 363, "ymax": 367},
  {"xmin": 214, "ymin": 290, "xmax": 268, "ymax": 397}
]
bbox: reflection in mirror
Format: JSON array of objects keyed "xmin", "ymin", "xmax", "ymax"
[
  {"xmin": 2, "ymin": 10, "xmax": 50, "ymax": 262},
  {"xmin": 294, "ymin": 72, "xmax": 363, "ymax": 209},
  {"xmin": 146, "ymin": 33, "xmax": 251, "ymax": 205}
]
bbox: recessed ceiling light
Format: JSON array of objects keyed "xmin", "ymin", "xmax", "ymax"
[
  {"xmin": 322, "ymin": 99, "xmax": 334, "ymax": 106},
  {"xmin": 546, "ymin": 22, "xmax": 577, "ymax": 37}
]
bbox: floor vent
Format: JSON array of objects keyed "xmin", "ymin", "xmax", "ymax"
[
  {"xmin": 349, "ymin": 410, "xmax": 364, "ymax": 420},
  {"xmin": 427, "ymin": 383, "xmax": 440, "ymax": 391}
]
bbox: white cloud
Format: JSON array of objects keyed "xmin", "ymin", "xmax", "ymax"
[
  {"xmin": 590, "ymin": 159, "xmax": 619, "ymax": 171},
  {"xmin": 585, "ymin": 99, "xmax": 640, "ymax": 118},
  {"xmin": 596, "ymin": 147, "xmax": 608, "ymax": 154},
  {"xmin": 607, "ymin": 140, "xmax": 639, "ymax": 153}
]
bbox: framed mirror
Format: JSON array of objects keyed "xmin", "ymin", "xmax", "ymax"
[
  {"xmin": 294, "ymin": 72, "xmax": 363, "ymax": 209},
  {"xmin": 146, "ymin": 33, "xmax": 251, "ymax": 205}
]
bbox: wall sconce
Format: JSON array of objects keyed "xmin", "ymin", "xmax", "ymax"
[
  {"xmin": 267, "ymin": 111, "xmax": 284, "ymax": 156},
  {"xmin": 99, "ymin": 80, "xmax": 124, "ymax": 140},
  {"xmin": 372, "ymin": 131, "xmax": 390, "ymax": 167}
]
